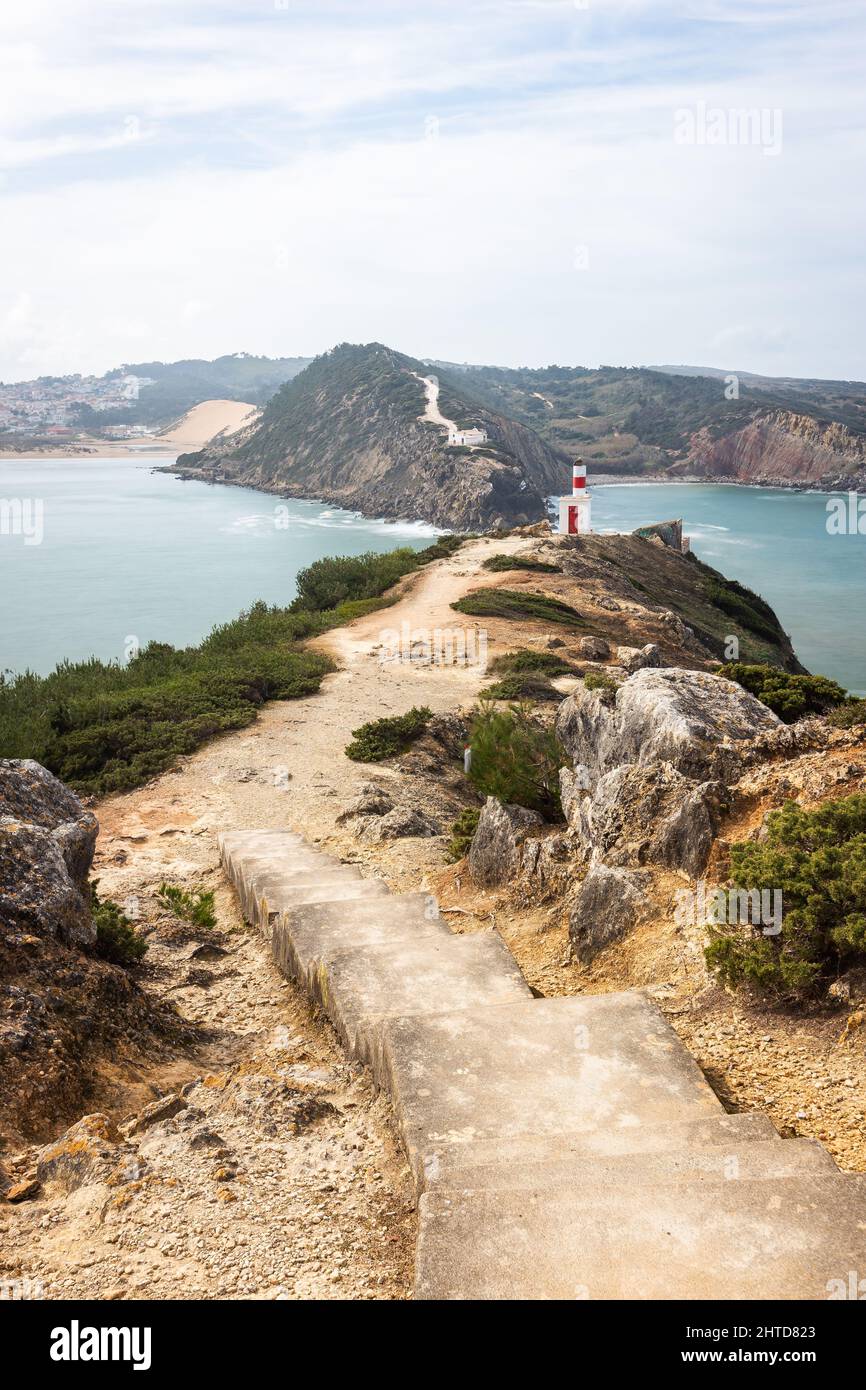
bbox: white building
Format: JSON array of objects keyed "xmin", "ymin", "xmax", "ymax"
[{"xmin": 448, "ymin": 426, "xmax": 488, "ymax": 447}]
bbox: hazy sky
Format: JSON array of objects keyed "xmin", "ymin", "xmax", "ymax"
[{"xmin": 1, "ymin": 0, "xmax": 864, "ymax": 381}]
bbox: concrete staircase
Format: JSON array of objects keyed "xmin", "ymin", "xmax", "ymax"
[{"xmin": 219, "ymin": 829, "xmax": 866, "ymax": 1300}]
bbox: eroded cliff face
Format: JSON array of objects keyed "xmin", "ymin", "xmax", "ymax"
[{"xmin": 674, "ymin": 411, "xmax": 866, "ymax": 487}]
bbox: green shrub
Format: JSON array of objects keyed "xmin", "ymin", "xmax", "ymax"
[
  {"xmin": 345, "ymin": 706, "xmax": 432, "ymax": 762},
  {"xmin": 91, "ymin": 883, "xmax": 148, "ymax": 966},
  {"xmin": 468, "ymin": 699, "xmax": 567, "ymax": 819},
  {"xmin": 487, "ymin": 647, "xmax": 574, "ymax": 677},
  {"xmin": 0, "ymin": 539, "xmax": 467, "ymax": 798},
  {"xmin": 703, "ymin": 579, "xmax": 782, "ymax": 642},
  {"xmin": 721, "ymin": 663, "xmax": 849, "ymax": 723},
  {"xmin": 157, "ymin": 883, "xmax": 217, "ymax": 930},
  {"xmin": 704, "ymin": 793, "xmax": 866, "ymax": 1000},
  {"xmin": 446, "ymin": 807, "xmax": 481, "ymax": 862},
  {"xmin": 482, "ymin": 553, "xmax": 561, "ymax": 574},
  {"xmin": 452, "ymin": 588, "xmax": 583, "ymax": 627},
  {"xmin": 828, "ymin": 699, "xmax": 866, "ymax": 729},
  {"xmin": 482, "ymin": 674, "xmax": 560, "ymax": 702},
  {"xmin": 583, "ymin": 671, "xmax": 618, "ymax": 694}
]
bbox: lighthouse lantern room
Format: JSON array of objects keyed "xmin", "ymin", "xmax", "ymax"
[{"xmin": 557, "ymin": 458, "xmax": 592, "ymax": 535}]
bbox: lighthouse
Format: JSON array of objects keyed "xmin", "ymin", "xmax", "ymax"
[{"xmin": 557, "ymin": 457, "xmax": 592, "ymax": 535}]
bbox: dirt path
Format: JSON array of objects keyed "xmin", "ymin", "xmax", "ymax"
[
  {"xmin": 1, "ymin": 536, "xmax": 525, "ymax": 1302},
  {"xmin": 413, "ymin": 371, "xmax": 455, "ymax": 434}
]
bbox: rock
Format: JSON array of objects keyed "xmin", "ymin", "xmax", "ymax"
[
  {"xmin": 362, "ymin": 807, "xmax": 441, "ymax": 841},
  {"xmin": 336, "ymin": 782, "xmax": 394, "ymax": 821},
  {"xmin": 36, "ymin": 1114, "xmax": 133, "ymax": 1193},
  {"xmin": 6, "ymin": 1178, "xmax": 41, "ymax": 1203},
  {"xmin": 828, "ymin": 968, "xmax": 866, "ymax": 1005},
  {"xmin": 122, "ymin": 1094, "xmax": 187, "ymax": 1136},
  {"xmin": 577, "ymin": 763, "xmax": 726, "ymax": 876},
  {"xmin": 185, "ymin": 967, "xmax": 215, "ymax": 988},
  {"xmin": 468, "ymin": 797, "xmax": 544, "ymax": 887},
  {"xmin": 556, "ymin": 667, "xmax": 781, "ymax": 783},
  {"xmin": 186, "ymin": 942, "xmax": 229, "ymax": 960},
  {"xmin": 520, "ymin": 833, "xmax": 572, "ymax": 891},
  {"xmin": 0, "ymin": 759, "xmax": 98, "ymax": 946},
  {"xmin": 595, "ymin": 596, "xmax": 620, "ymax": 612},
  {"xmin": 569, "ymin": 865, "xmax": 652, "ymax": 964},
  {"xmin": 579, "ymin": 635, "xmax": 610, "ymax": 661},
  {"xmin": 559, "ymin": 766, "xmax": 591, "ymax": 827},
  {"xmin": 546, "ymin": 637, "xmax": 566, "ymax": 650},
  {"xmin": 616, "ymin": 643, "xmax": 663, "ymax": 673}
]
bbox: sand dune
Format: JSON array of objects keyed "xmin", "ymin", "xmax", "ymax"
[{"xmin": 156, "ymin": 399, "xmax": 259, "ymax": 448}]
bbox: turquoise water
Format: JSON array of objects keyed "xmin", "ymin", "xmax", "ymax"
[
  {"xmin": 592, "ymin": 483, "xmax": 866, "ymax": 694},
  {"xmin": 0, "ymin": 458, "xmax": 438, "ymax": 677},
  {"xmin": 1, "ymin": 462, "xmax": 863, "ymax": 692}
]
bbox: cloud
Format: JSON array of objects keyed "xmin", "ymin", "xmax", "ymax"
[{"xmin": 0, "ymin": 0, "xmax": 863, "ymax": 379}]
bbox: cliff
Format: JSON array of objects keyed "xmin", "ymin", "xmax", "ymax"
[
  {"xmin": 172, "ymin": 343, "xmax": 570, "ymax": 531},
  {"xmin": 672, "ymin": 411, "xmax": 866, "ymax": 488}
]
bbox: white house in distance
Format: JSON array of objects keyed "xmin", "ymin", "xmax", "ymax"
[{"xmin": 448, "ymin": 425, "xmax": 488, "ymax": 447}]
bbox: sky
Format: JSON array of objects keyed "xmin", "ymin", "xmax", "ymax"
[{"xmin": 0, "ymin": 0, "xmax": 864, "ymax": 382}]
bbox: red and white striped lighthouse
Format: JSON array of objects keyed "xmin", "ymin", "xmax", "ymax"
[{"xmin": 558, "ymin": 457, "xmax": 592, "ymax": 535}]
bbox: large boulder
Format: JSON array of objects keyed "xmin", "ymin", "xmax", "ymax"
[
  {"xmin": 569, "ymin": 865, "xmax": 652, "ymax": 964},
  {"xmin": 468, "ymin": 797, "xmax": 544, "ymax": 887},
  {"xmin": 575, "ymin": 763, "xmax": 727, "ymax": 876},
  {"xmin": 0, "ymin": 760, "xmax": 98, "ymax": 947},
  {"xmin": 556, "ymin": 667, "xmax": 781, "ymax": 784}
]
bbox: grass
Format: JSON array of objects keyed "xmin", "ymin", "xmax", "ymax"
[
  {"xmin": 91, "ymin": 883, "xmax": 148, "ymax": 966},
  {"xmin": 482, "ymin": 553, "xmax": 561, "ymax": 574},
  {"xmin": 583, "ymin": 671, "xmax": 619, "ymax": 694},
  {"xmin": 0, "ymin": 539, "xmax": 464, "ymax": 797},
  {"xmin": 482, "ymin": 673, "xmax": 561, "ymax": 702},
  {"xmin": 157, "ymin": 883, "xmax": 217, "ymax": 930},
  {"xmin": 452, "ymin": 588, "xmax": 583, "ymax": 628},
  {"xmin": 345, "ymin": 706, "xmax": 432, "ymax": 762},
  {"xmin": 487, "ymin": 648, "xmax": 574, "ymax": 677}
]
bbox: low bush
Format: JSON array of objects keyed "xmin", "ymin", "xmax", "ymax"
[
  {"xmin": 704, "ymin": 793, "xmax": 866, "ymax": 1000},
  {"xmin": 345, "ymin": 706, "xmax": 432, "ymax": 762},
  {"xmin": 91, "ymin": 884, "xmax": 148, "ymax": 966},
  {"xmin": 452, "ymin": 588, "xmax": 583, "ymax": 627},
  {"xmin": 703, "ymin": 578, "xmax": 782, "ymax": 643},
  {"xmin": 482, "ymin": 674, "xmax": 560, "ymax": 702},
  {"xmin": 721, "ymin": 662, "xmax": 849, "ymax": 723},
  {"xmin": 467, "ymin": 699, "xmax": 567, "ymax": 819},
  {"xmin": 583, "ymin": 671, "xmax": 619, "ymax": 694},
  {"xmin": 487, "ymin": 648, "xmax": 574, "ymax": 677},
  {"xmin": 446, "ymin": 807, "xmax": 481, "ymax": 862},
  {"xmin": 482, "ymin": 553, "xmax": 561, "ymax": 574},
  {"xmin": 157, "ymin": 883, "xmax": 217, "ymax": 930}
]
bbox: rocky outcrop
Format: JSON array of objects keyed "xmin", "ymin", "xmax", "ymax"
[
  {"xmin": 569, "ymin": 864, "xmax": 652, "ymax": 964},
  {"xmin": 0, "ymin": 759, "xmax": 98, "ymax": 947},
  {"xmin": 674, "ymin": 411, "xmax": 866, "ymax": 489},
  {"xmin": 556, "ymin": 668, "xmax": 781, "ymax": 785},
  {"xmin": 468, "ymin": 798, "xmax": 544, "ymax": 888},
  {"xmin": 567, "ymin": 762, "xmax": 727, "ymax": 877}
]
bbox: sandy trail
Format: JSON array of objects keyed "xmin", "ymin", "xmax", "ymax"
[{"xmin": 413, "ymin": 372, "xmax": 455, "ymax": 434}]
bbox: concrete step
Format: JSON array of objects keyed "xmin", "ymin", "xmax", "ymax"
[
  {"xmin": 416, "ymin": 1112, "xmax": 781, "ymax": 1186},
  {"xmin": 307, "ymin": 931, "xmax": 533, "ymax": 1083},
  {"xmin": 426, "ymin": 1136, "xmax": 838, "ymax": 1192},
  {"xmin": 236, "ymin": 865, "xmax": 366, "ymax": 933},
  {"xmin": 273, "ymin": 892, "xmax": 450, "ymax": 992},
  {"xmin": 379, "ymin": 992, "xmax": 725, "ymax": 1190},
  {"xmin": 415, "ymin": 1174, "xmax": 866, "ymax": 1300}
]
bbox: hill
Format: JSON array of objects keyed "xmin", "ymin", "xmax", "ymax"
[
  {"xmin": 438, "ymin": 362, "xmax": 866, "ymax": 488},
  {"xmin": 174, "ymin": 343, "xmax": 571, "ymax": 530}
]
